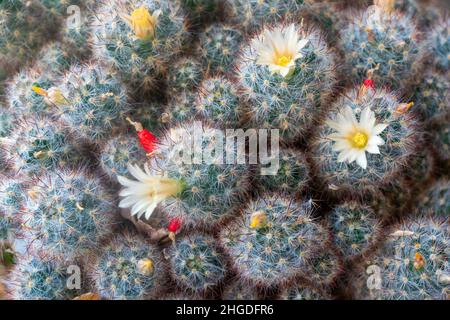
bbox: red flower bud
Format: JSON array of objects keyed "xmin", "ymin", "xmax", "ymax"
[
  {"xmin": 138, "ymin": 129, "xmax": 158, "ymax": 153},
  {"xmin": 363, "ymin": 79, "xmax": 375, "ymax": 90},
  {"xmin": 168, "ymin": 217, "xmax": 182, "ymax": 233}
]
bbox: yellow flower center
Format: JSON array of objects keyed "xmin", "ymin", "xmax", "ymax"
[
  {"xmin": 351, "ymin": 131, "xmax": 368, "ymax": 149},
  {"xmin": 128, "ymin": 6, "xmax": 158, "ymax": 40},
  {"xmin": 275, "ymin": 55, "xmax": 292, "ymax": 67}
]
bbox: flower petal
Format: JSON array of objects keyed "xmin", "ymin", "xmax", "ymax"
[
  {"xmin": 356, "ymin": 152, "xmax": 367, "ymax": 169},
  {"xmin": 365, "ymin": 143, "xmax": 380, "ymax": 154},
  {"xmin": 373, "ymin": 123, "xmax": 388, "ymax": 135},
  {"xmin": 368, "ymin": 135, "xmax": 385, "ymax": 146}
]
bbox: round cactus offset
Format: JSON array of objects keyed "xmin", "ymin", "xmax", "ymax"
[
  {"xmin": 0, "ymin": 0, "xmax": 57, "ymax": 81},
  {"xmin": 237, "ymin": 22, "xmax": 336, "ymax": 142},
  {"xmin": 340, "ymin": 4, "xmax": 423, "ymax": 88},
  {"xmin": 92, "ymin": 0, "xmax": 189, "ymax": 93},
  {"xmin": 354, "ymin": 216, "xmax": 449, "ymax": 300},
  {"xmin": 428, "ymin": 17, "xmax": 449, "ymax": 71},
  {"xmin": 194, "ymin": 76, "xmax": 241, "ymax": 127},
  {"xmin": 90, "ymin": 232, "xmax": 163, "ymax": 300},
  {"xmin": 168, "ymin": 234, "xmax": 227, "ymax": 294},
  {"xmin": 6, "ymin": 67, "xmax": 63, "ymax": 118},
  {"xmin": 280, "ymin": 283, "xmax": 331, "ymax": 300},
  {"xmin": 257, "ymin": 148, "xmax": 309, "ymax": 195},
  {"xmin": 167, "ymin": 57, "xmax": 203, "ymax": 95},
  {"xmin": 412, "ymin": 69, "xmax": 449, "ymax": 122},
  {"xmin": 21, "ymin": 168, "xmax": 118, "ymax": 259},
  {"xmin": 100, "ymin": 133, "xmax": 147, "ymax": 181},
  {"xmin": 418, "ymin": 180, "xmax": 449, "ymax": 218},
  {"xmin": 312, "ymin": 86, "xmax": 418, "ymax": 195},
  {"xmin": 8, "ymin": 255, "xmax": 79, "ymax": 300},
  {"xmin": 180, "ymin": 0, "xmax": 221, "ymax": 23},
  {"xmin": 329, "ymin": 201, "xmax": 382, "ymax": 259},
  {"xmin": 1, "ymin": 116, "xmax": 81, "ymax": 174},
  {"xmin": 198, "ymin": 24, "xmax": 243, "ymax": 74},
  {"xmin": 219, "ymin": 194, "xmax": 328, "ymax": 288},
  {"xmin": 60, "ymin": 63, "xmax": 130, "ymax": 143}
]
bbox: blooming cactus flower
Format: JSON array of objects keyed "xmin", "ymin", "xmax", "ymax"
[
  {"xmin": 118, "ymin": 164, "xmax": 184, "ymax": 220},
  {"xmin": 326, "ymin": 106, "xmax": 388, "ymax": 169},
  {"xmin": 252, "ymin": 24, "xmax": 309, "ymax": 77}
]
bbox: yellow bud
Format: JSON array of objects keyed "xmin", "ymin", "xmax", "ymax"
[
  {"xmin": 137, "ymin": 258, "xmax": 154, "ymax": 276},
  {"xmin": 250, "ymin": 211, "xmax": 267, "ymax": 229},
  {"xmin": 126, "ymin": 6, "xmax": 161, "ymax": 40},
  {"xmin": 32, "ymin": 86, "xmax": 48, "ymax": 97}
]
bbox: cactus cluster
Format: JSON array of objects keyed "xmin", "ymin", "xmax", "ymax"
[
  {"xmin": 0, "ymin": 0, "xmax": 448, "ymax": 301},
  {"xmin": 34, "ymin": 22, "xmax": 92, "ymax": 78},
  {"xmin": 8, "ymin": 255, "xmax": 79, "ymax": 300}
]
